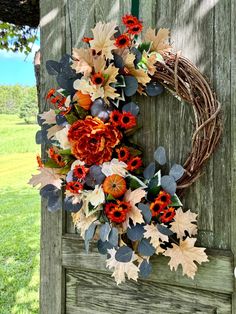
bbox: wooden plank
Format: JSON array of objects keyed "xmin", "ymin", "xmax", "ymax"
[
  {"xmin": 231, "ymin": 0, "xmax": 236, "ymax": 312},
  {"xmin": 62, "ymin": 236, "xmax": 234, "ymax": 294},
  {"xmin": 66, "ymin": 269, "xmax": 231, "ymax": 314},
  {"xmin": 40, "ymin": 1, "xmax": 66, "ymax": 313},
  {"xmin": 212, "ymin": 0, "xmax": 231, "ymax": 250}
]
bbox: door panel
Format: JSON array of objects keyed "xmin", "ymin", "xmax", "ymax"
[{"xmin": 40, "ymin": 0, "xmax": 236, "ymax": 313}]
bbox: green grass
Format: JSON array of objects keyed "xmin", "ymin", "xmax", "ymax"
[{"xmin": 0, "ymin": 114, "xmax": 40, "ymax": 314}]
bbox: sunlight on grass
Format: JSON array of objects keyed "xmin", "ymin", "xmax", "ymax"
[{"xmin": 0, "ymin": 114, "xmax": 40, "ymax": 314}]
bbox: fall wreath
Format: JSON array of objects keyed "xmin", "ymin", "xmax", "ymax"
[{"xmin": 29, "ymin": 14, "xmax": 222, "ymax": 284}]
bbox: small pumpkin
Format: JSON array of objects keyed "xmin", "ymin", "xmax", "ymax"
[
  {"xmin": 74, "ymin": 91, "xmax": 92, "ymax": 110},
  {"xmin": 103, "ymin": 174, "xmax": 127, "ymax": 198}
]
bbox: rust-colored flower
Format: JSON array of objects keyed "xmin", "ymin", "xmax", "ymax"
[
  {"xmin": 116, "ymin": 146, "xmax": 130, "ymax": 162},
  {"xmin": 74, "ymin": 165, "xmax": 89, "ymax": 180},
  {"xmin": 46, "ymin": 88, "xmax": 56, "ymax": 99},
  {"xmin": 127, "ymin": 156, "xmax": 142, "ymax": 171},
  {"xmin": 150, "ymin": 199, "xmax": 166, "ymax": 217},
  {"xmin": 91, "ymin": 72, "xmax": 105, "ymax": 85},
  {"xmin": 66, "ymin": 181, "xmax": 83, "ymax": 194},
  {"xmin": 156, "ymin": 190, "xmax": 172, "ymax": 207},
  {"xmin": 82, "ymin": 37, "xmax": 93, "ymax": 43},
  {"xmin": 110, "ymin": 110, "xmax": 122, "ymax": 127},
  {"xmin": 127, "ymin": 23, "xmax": 143, "ymax": 35},
  {"xmin": 160, "ymin": 207, "xmax": 176, "ymax": 223},
  {"xmin": 68, "ymin": 116, "xmax": 122, "ymax": 165},
  {"xmin": 120, "ymin": 112, "xmax": 137, "ymax": 129},
  {"xmin": 115, "ymin": 34, "xmax": 131, "ymax": 48},
  {"xmin": 104, "ymin": 201, "xmax": 129, "ymax": 223},
  {"xmin": 122, "ymin": 14, "xmax": 140, "ymax": 28},
  {"xmin": 36, "ymin": 154, "xmax": 44, "ymax": 168}
]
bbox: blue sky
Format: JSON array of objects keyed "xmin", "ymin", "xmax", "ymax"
[{"xmin": 0, "ymin": 41, "xmax": 40, "ymax": 86}]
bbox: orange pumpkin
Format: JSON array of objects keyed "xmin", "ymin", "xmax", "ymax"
[
  {"xmin": 74, "ymin": 91, "xmax": 92, "ymax": 110},
  {"xmin": 103, "ymin": 174, "xmax": 127, "ymax": 198}
]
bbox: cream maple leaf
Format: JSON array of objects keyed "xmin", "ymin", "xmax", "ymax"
[
  {"xmin": 164, "ymin": 237, "xmax": 208, "ymax": 279},
  {"xmin": 123, "ymin": 188, "xmax": 146, "ymax": 227},
  {"xmin": 124, "ymin": 53, "xmax": 151, "ymax": 86},
  {"xmin": 101, "ymin": 158, "xmax": 127, "ymax": 177},
  {"xmin": 71, "ymin": 48, "xmax": 93, "ymax": 77},
  {"xmin": 90, "ymin": 21, "xmax": 117, "ymax": 59},
  {"xmin": 144, "ymin": 223, "xmax": 168, "ymax": 249},
  {"xmin": 106, "ymin": 247, "xmax": 139, "ymax": 285},
  {"xmin": 142, "ymin": 51, "xmax": 158, "ymax": 76},
  {"xmin": 103, "ymin": 63, "xmax": 120, "ymax": 102},
  {"xmin": 39, "ymin": 109, "xmax": 56, "ymax": 125},
  {"xmin": 143, "ymin": 28, "xmax": 172, "ymax": 54},
  {"xmin": 54, "ymin": 125, "xmax": 71, "ymax": 149},
  {"xmin": 170, "ymin": 208, "xmax": 198, "ymax": 239},
  {"xmin": 72, "ymin": 209, "xmax": 98, "ymax": 239},
  {"xmin": 73, "ymin": 78, "xmax": 104, "ymax": 101},
  {"xmin": 47, "ymin": 125, "xmax": 63, "ymax": 139},
  {"xmin": 28, "ymin": 167, "xmax": 64, "ymax": 189}
]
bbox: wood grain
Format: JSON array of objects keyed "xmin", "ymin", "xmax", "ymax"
[
  {"xmin": 62, "ymin": 236, "xmax": 234, "ymax": 295},
  {"xmin": 66, "ymin": 269, "xmax": 231, "ymax": 314}
]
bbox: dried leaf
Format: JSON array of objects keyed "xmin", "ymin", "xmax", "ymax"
[
  {"xmin": 106, "ymin": 247, "xmax": 139, "ymax": 284},
  {"xmin": 123, "ymin": 188, "xmax": 146, "ymax": 227},
  {"xmin": 47, "ymin": 125, "xmax": 63, "ymax": 139},
  {"xmin": 142, "ymin": 51, "xmax": 157, "ymax": 76},
  {"xmin": 90, "ymin": 21, "xmax": 117, "ymax": 59},
  {"xmin": 164, "ymin": 237, "xmax": 208, "ymax": 279},
  {"xmin": 124, "ymin": 53, "xmax": 151, "ymax": 86},
  {"xmin": 71, "ymin": 48, "xmax": 93, "ymax": 77},
  {"xmin": 28, "ymin": 168, "xmax": 64, "ymax": 189},
  {"xmin": 170, "ymin": 208, "xmax": 198, "ymax": 239},
  {"xmin": 103, "ymin": 63, "xmax": 120, "ymax": 102},
  {"xmin": 144, "ymin": 28, "xmax": 172, "ymax": 54},
  {"xmin": 54, "ymin": 125, "xmax": 71, "ymax": 149},
  {"xmin": 73, "ymin": 78, "xmax": 104, "ymax": 101},
  {"xmin": 39, "ymin": 109, "xmax": 56, "ymax": 125},
  {"xmin": 143, "ymin": 223, "xmax": 168, "ymax": 249},
  {"xmin": 72, "ymin": 209, "xmax": 98, "ymax": 239}
]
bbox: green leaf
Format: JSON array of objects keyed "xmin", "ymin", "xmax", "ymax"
[
  {"xmin": 74, "ymin": 105, "xmax": 88, "ymax": 119},
  {"xmin": 126, "ymin": 174, "xmax": 147, "ymax": 190},
  {"xmin": 147, "ymin": 172, "xmax": 161, "ymax": 200},
  {"xmin": 65, "ymin": 112, "xmax": 79, "ymax": 124},
  {"xmin": 58, "ymin": 148, "xmax": 72, "ymax": 155},
  {"xmin": 106, "ymin": 194, "xmax": 116, "ymax": 201},
  {"xmin": 44, "ymin": 159, "xmax": 61, "ymax": 168},
  {"xmin": 85, "ymin": 203, "xmax": 103, "ymax": 217},
  {"xmin": 170, "ymin": 194, "xmax": 183, "ymax": 207},
  {"xmin": 138, "ymin": 42, "xmax": 152, "ymax": 53}
]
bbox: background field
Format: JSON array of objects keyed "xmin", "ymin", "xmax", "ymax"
[{"xmin": 0, "ymin": 114, "xmax": 40, "ymax": 314}]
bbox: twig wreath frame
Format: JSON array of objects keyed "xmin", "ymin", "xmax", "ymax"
[{"xmin": 30, "ymin": 14, "xmax": 222, "ymax": 284}]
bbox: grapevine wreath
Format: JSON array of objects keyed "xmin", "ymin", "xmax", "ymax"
[{"xmin": 29, "ymin": 14, "xmax": 222, "ymax": 284}]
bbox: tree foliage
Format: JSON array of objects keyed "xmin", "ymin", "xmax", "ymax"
[{"xmin": 0, "ymin": 85, "xmax": 38, "ymax": 123}]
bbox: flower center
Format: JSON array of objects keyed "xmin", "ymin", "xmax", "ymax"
[
  {"xmin": 123, "ymin": 116, "xmax": 130, "ymax": 123},
  {"xmin": 114, "ymin": 211, "xmax": 121, "ymax": 217}
]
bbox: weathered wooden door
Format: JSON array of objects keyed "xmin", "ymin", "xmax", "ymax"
[{"xmin": 40, "ymin": 0, "xmax": 236, "ymax": 313}]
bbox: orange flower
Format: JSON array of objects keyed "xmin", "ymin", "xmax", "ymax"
[
  {"xmin": 160, "ymin": 207, "xmax": 176, "ymax": 223},
  {"xmin": 66, "ymin": 181, "xmax": 83, "ymax": 194},
  {"xmin": 127, "ymin": 23, "xmax": 143, "ymax": 35},
  {"xmin": 46, "ymin": 88, "xmax": 56, "ymax": 99},
  {"xmin": 116, "ymin": 147, "xmax": 130, "ymax": 162},
  {"xmin": 115, "ymin": 34, "xmax": 131, "ymax": 48},
  {"xmin": 73, "ymin": 165, "xmax": 89, "ymax": 180},
  {"xmin": 122, "ymin": 14, "xmax": 140, "ymax": 28},
  {"xmin": 120, "ymin": 112, "xmax": 136, "ymax": 129},
  {"xmin": 53, "ymin": 154, "xmax": 66, "ymax": 167},
  {"xmin": 68, "ymin": 116, "xmax": 122, "ymax": 165},
  {"xmin": 103, "ymin": 174, "xmax": 127, "ymax": 198},
  {"xmin": 150, "ymin": 200, "xmax": 166, "ymax": 217},
  {"xmin": 127, "ymin": 156, "xmax": 142, "ymax": 172},
  {"xmin": 91, "ymin": 72, "xmax": 105, "ymax": 85},
  {"xmin": 156, "ymin": 191, "xmax": 172, "ymax": 207},
  {"xmin": 36, "ymin": 154, "xmax": 44, "ymax": 168},
  {"xmin": 110, "ymin": 110, "xmax": 122, "ymax": 126},
  {"xmin": 104, "ymin": 201, "xmax": 129, "ymax": 223},
  {"xmin": 82, "ymin": 37, "xmax": 93, "ymax": 43}
]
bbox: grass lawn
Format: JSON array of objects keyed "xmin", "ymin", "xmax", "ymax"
[{"xmin": 0, "ymin": 114, "xmax": 40, "ymax": 314}]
